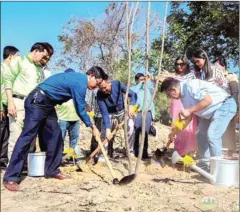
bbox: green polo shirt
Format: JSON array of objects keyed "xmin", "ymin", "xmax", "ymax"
[
  {"xmin": 57, "ymin": 99, "xmax": 80, "ymax": 121},
  {"xmin": 1, "ymin": 62, "xmax": 10, "ymax": 110},
  {"xmin": 4, "ymin": 55, "xmax": 41, "ymax": 97}
]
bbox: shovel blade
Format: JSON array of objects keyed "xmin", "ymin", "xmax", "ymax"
[
  {"xmin": 155, "ymin": 148, "xmax": 167, "ymax": 158},
  {"xmin": 119, "ymin": 174, "xmax": 136, "ymax": 186}
]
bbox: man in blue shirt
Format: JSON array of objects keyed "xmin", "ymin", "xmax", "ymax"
[
  {"xmin": 97, "ymin": 79, "xmax": 137, "ymax": 159},
  {"xmin": 130, "ymin": 73, "xmax": 156, "ymax": 159},
  {"xmin": 161, "ymin": 78, "xmax": 237, "ymax": 171},
  {"xmin": 3, "ymin": 66, "xmax": 108, "ymax": 191}
]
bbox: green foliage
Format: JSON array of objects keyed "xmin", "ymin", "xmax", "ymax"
[
  {"xmin": 152, "ymin": 1, "xmax": 239, "ymax": 67},
  {"xmin": 154, "ymin": 87, "xmax": 170, "ymax": 120},
  {"xmin": 114, "ymin": 58, "xmax": 129, "ymax": 84}
]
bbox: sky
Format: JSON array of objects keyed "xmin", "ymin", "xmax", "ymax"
[
  {"xmin": 1, "ymin": 2, "xmax": 167, "ymax": 55},
  {"xmin": 1, "ymin": 1, "xmax": 168, "ymax": 73},
  {"xmin": 1, "ymin": 2, "xmax": 238, "ymax": 74},
  {"xmin": 1, "ymin": 2, "xmax": 110, "ymax": 56}
]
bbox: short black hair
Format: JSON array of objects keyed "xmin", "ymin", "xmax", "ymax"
[
  {"xmin": 30, "ymin": 42, "xmax": 48, "ymax": 53},
  {"xmin": 64, "ymin": 68, "xmax": 75, "ymax": 73},
  {"xmin": 3, "ymin": 46, "xmax": 19, "ymax": 60},
  {"xmin": 135, "ymin": 73, "xmax": 144, "ymax": 81},
  {"xmin": 42, "ymin": 42, "xmax": 54, "ymax": 57},
  {"xmin": 86, "ymin": 66, "xmax": 109, "ymax": 80},
  {"xmin": 160, "ymin": 77, "xmax": 180, "ymax": 92}
]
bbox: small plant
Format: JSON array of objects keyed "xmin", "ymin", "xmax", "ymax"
[{"xmin": 62, "ymin": 148, "xmax": 79, "ymax": 166}]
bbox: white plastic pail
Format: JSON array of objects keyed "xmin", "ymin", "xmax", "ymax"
[{"xmin": 28, "ymin": 152, "xmax": 46, "ymax": 177}]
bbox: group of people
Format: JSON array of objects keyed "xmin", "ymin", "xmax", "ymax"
[
  {"xmin": 0, "ymin": 43, "xmax": 238, "ymax": 192},
  {"xmin": 0, "ymin": 43, "xmax": 156, "ymax": 192},
  {"xmin": 162, "ymin": 49, "xmax": 238, "ymax": 170}
]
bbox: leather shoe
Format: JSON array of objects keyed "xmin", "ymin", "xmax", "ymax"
[
  {"xmin": 3, "ymin": 181, "xmax": 19, "ymax": 191},
  {"xmin": 51, "ymin": 173, "xmax": 71, "ymax": 180}
]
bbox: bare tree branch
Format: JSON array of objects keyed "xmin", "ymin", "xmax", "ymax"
[{"xmin": 147, "ymin": 1, "xmax": 168, "ymax": 111}]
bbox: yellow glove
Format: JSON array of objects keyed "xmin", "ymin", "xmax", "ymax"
[
  {"xmin": 172, "ymin": 118, "xmax": 187, "ymax": 131},
  {"xmin": 87, "ymin": 111, "xmax": 95, "ymax": 118},
  {"xmin": 132, "ymin": 105, "xmax": 140, "ymax": 113},
  {"xmin": 182, "ymin": 155, "xmax": 196, "ymax": 167}
]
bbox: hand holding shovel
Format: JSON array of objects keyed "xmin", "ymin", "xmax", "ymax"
[
  {"xmin": 86, "ymin": 121, "xmax": 124, "ymax": 164},
  {"xmin": 156, "ymin": 115, "xmax": 193, "ymax": 165}
]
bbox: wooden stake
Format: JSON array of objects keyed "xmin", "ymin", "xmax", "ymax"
[
  {"xmin": 124, "ymin": 1, "xmax": 139, "ymax": 174},
  {"xmin": 135, "ymin": 2, "xmax": 151, "ymax": 175},
  {"xmin": 146, "ymin": 1, "xmax": 168, "ymax": 112}
]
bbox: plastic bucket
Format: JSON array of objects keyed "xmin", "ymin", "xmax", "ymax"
[
  {"xmin": 210, "ymin": 156, "xmax": 239, "ymax": 187},
  {"xmin": 28, "ymin": 152, "xmax": 46, "ymax": 177}
]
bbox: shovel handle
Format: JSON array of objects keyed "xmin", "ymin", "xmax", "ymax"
[
  {"xmin": 165, "ymin": 139, "xmax": 172, "ymax": 149},
  {"xmin": 86, "ymin": 121, "xmax": 124, "ymax": 164},
  {"xmin": 95, "ymin": 136, "xmax": 117, "ymax": 179}
]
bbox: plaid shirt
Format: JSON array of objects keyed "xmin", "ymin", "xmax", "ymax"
[{"xmin": 85, "ymin": 89, "xmax": 102, "ymax": 118}]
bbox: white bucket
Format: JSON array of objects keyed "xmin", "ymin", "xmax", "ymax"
[
  {"xmin": 210, "ymin": 156, "xmax": 239, "ymax": 187},
  {"xmin": 28, "ymin": 152, "xmax": 46, "ymax": 177}
]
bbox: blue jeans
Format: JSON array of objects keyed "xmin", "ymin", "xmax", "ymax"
[
  {"xmin": 196, "ymin": 97, "xmax": 237, "ymax": 164},
  {"xmin": 59, "ymin": 120, "xmax": 80, "ymax": 149}
]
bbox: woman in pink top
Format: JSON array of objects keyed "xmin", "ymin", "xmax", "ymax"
[{"xmin": 170, "ymin": 56, "xmax": 198, "ymax": 156}]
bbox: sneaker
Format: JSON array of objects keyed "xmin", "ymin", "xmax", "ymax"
[{"xmin": 97, "ymin": 155, "xmax": 106, "ymax": 163}]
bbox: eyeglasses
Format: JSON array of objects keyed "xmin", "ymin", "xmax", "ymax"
[
  {"xmin": 175, "ymin": 63, "xmax": 185, "ymax": 67},
  {"xmin": 41, "ymin": 55, "xmax": 50, "ymax": 61}
]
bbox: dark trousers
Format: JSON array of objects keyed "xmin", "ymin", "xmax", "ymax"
[
  {"xmin": 90, "ymin": 117, "xmax": 102, "ymax": 153},
  {"xmin": 3, "ymin": 89, "xmax": 63, "ymax": 182},
  {"xmin": 134, "ymin": 111, "xmax": 152, "ymax": 158},
  {"xmin": 29, "ymin": 123, "xmax": 47, "ymax": 153},
  {"xmin": 0, "ymin": 106, "xmax": 9, "ymax": 166}
]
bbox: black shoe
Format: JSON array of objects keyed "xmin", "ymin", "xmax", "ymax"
[
  {"xmin": 0, "ymin": 162, "xmax": 7, "ymax": 170},
  {"xmin": 22, "ymin": 164, "xmax": 28, "ymax": 173},
  {"xmin": 142, "ymin": 155, "xmax": 150, "ymax": 160}
]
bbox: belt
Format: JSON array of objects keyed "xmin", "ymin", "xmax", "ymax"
[
  {"xmin": 114, "ymin": 110, "xmax": 124, "ymax": 117},
  {"xmin": 223, "ymin": 96, "xmax": 232, "ymax": 103},
  {"xmin": 13, "ymin": 94, "xmax": 25, "ymax": 100}
]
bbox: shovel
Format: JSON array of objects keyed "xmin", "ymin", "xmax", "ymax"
[
  {"xmin": 85, "ymin": 121, "xmax": 124, "ymax": 164},
  {"xmin": 88, "ymin": 117, "xmax": 135, "ymax": 185},
  {"xmin": 155, "ymin": 116, "xmax": 193, "ymax": 166},
  {"xmin": 94, "ymin": 135, "xmax": 136, "ymax": 185},
  {"xmin": 154, "ymin": 140, "xmax": 172, "ymax": 167}
]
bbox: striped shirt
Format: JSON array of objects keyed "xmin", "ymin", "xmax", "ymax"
[
  {"xmin": 174, "ymin": 70, "xmax": 196, "ymax": 82},
  {"xmin": 85, "ymin": 89, "xmax": 102, "ymax": 118},
  {"xmin": 195, "ymin": 64, "xmax": 230, "ymax": 93}
]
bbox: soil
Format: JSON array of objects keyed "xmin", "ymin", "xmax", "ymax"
[{"xmin": 1, "ymin": 122, "xmax": 239, "ymax": 212}]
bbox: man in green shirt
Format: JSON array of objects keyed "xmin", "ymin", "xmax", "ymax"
[
  {"xmin": 0, "ymin": 46, "xmax": 19, "ymax": 169},
  {"xmin": 30, "ymin": 42, "xmax": 54, "ymax": 153},
  {"xmin": 4, "ymin": 42, "xmax": 51, "ymax": 159}
]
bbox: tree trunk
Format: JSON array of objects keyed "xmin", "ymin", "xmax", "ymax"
[
  {"xmin": 135, "ymin": 2, "xmax": 151, "ymax": 175},
  {"xmin": 124, "ymin": 1, "xmax": 139, "ymax": 175}
]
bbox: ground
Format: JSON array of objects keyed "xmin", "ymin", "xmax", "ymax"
[{"xmin": 1, "ymin": 123, "xmax": 239, "ymax": 212}]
